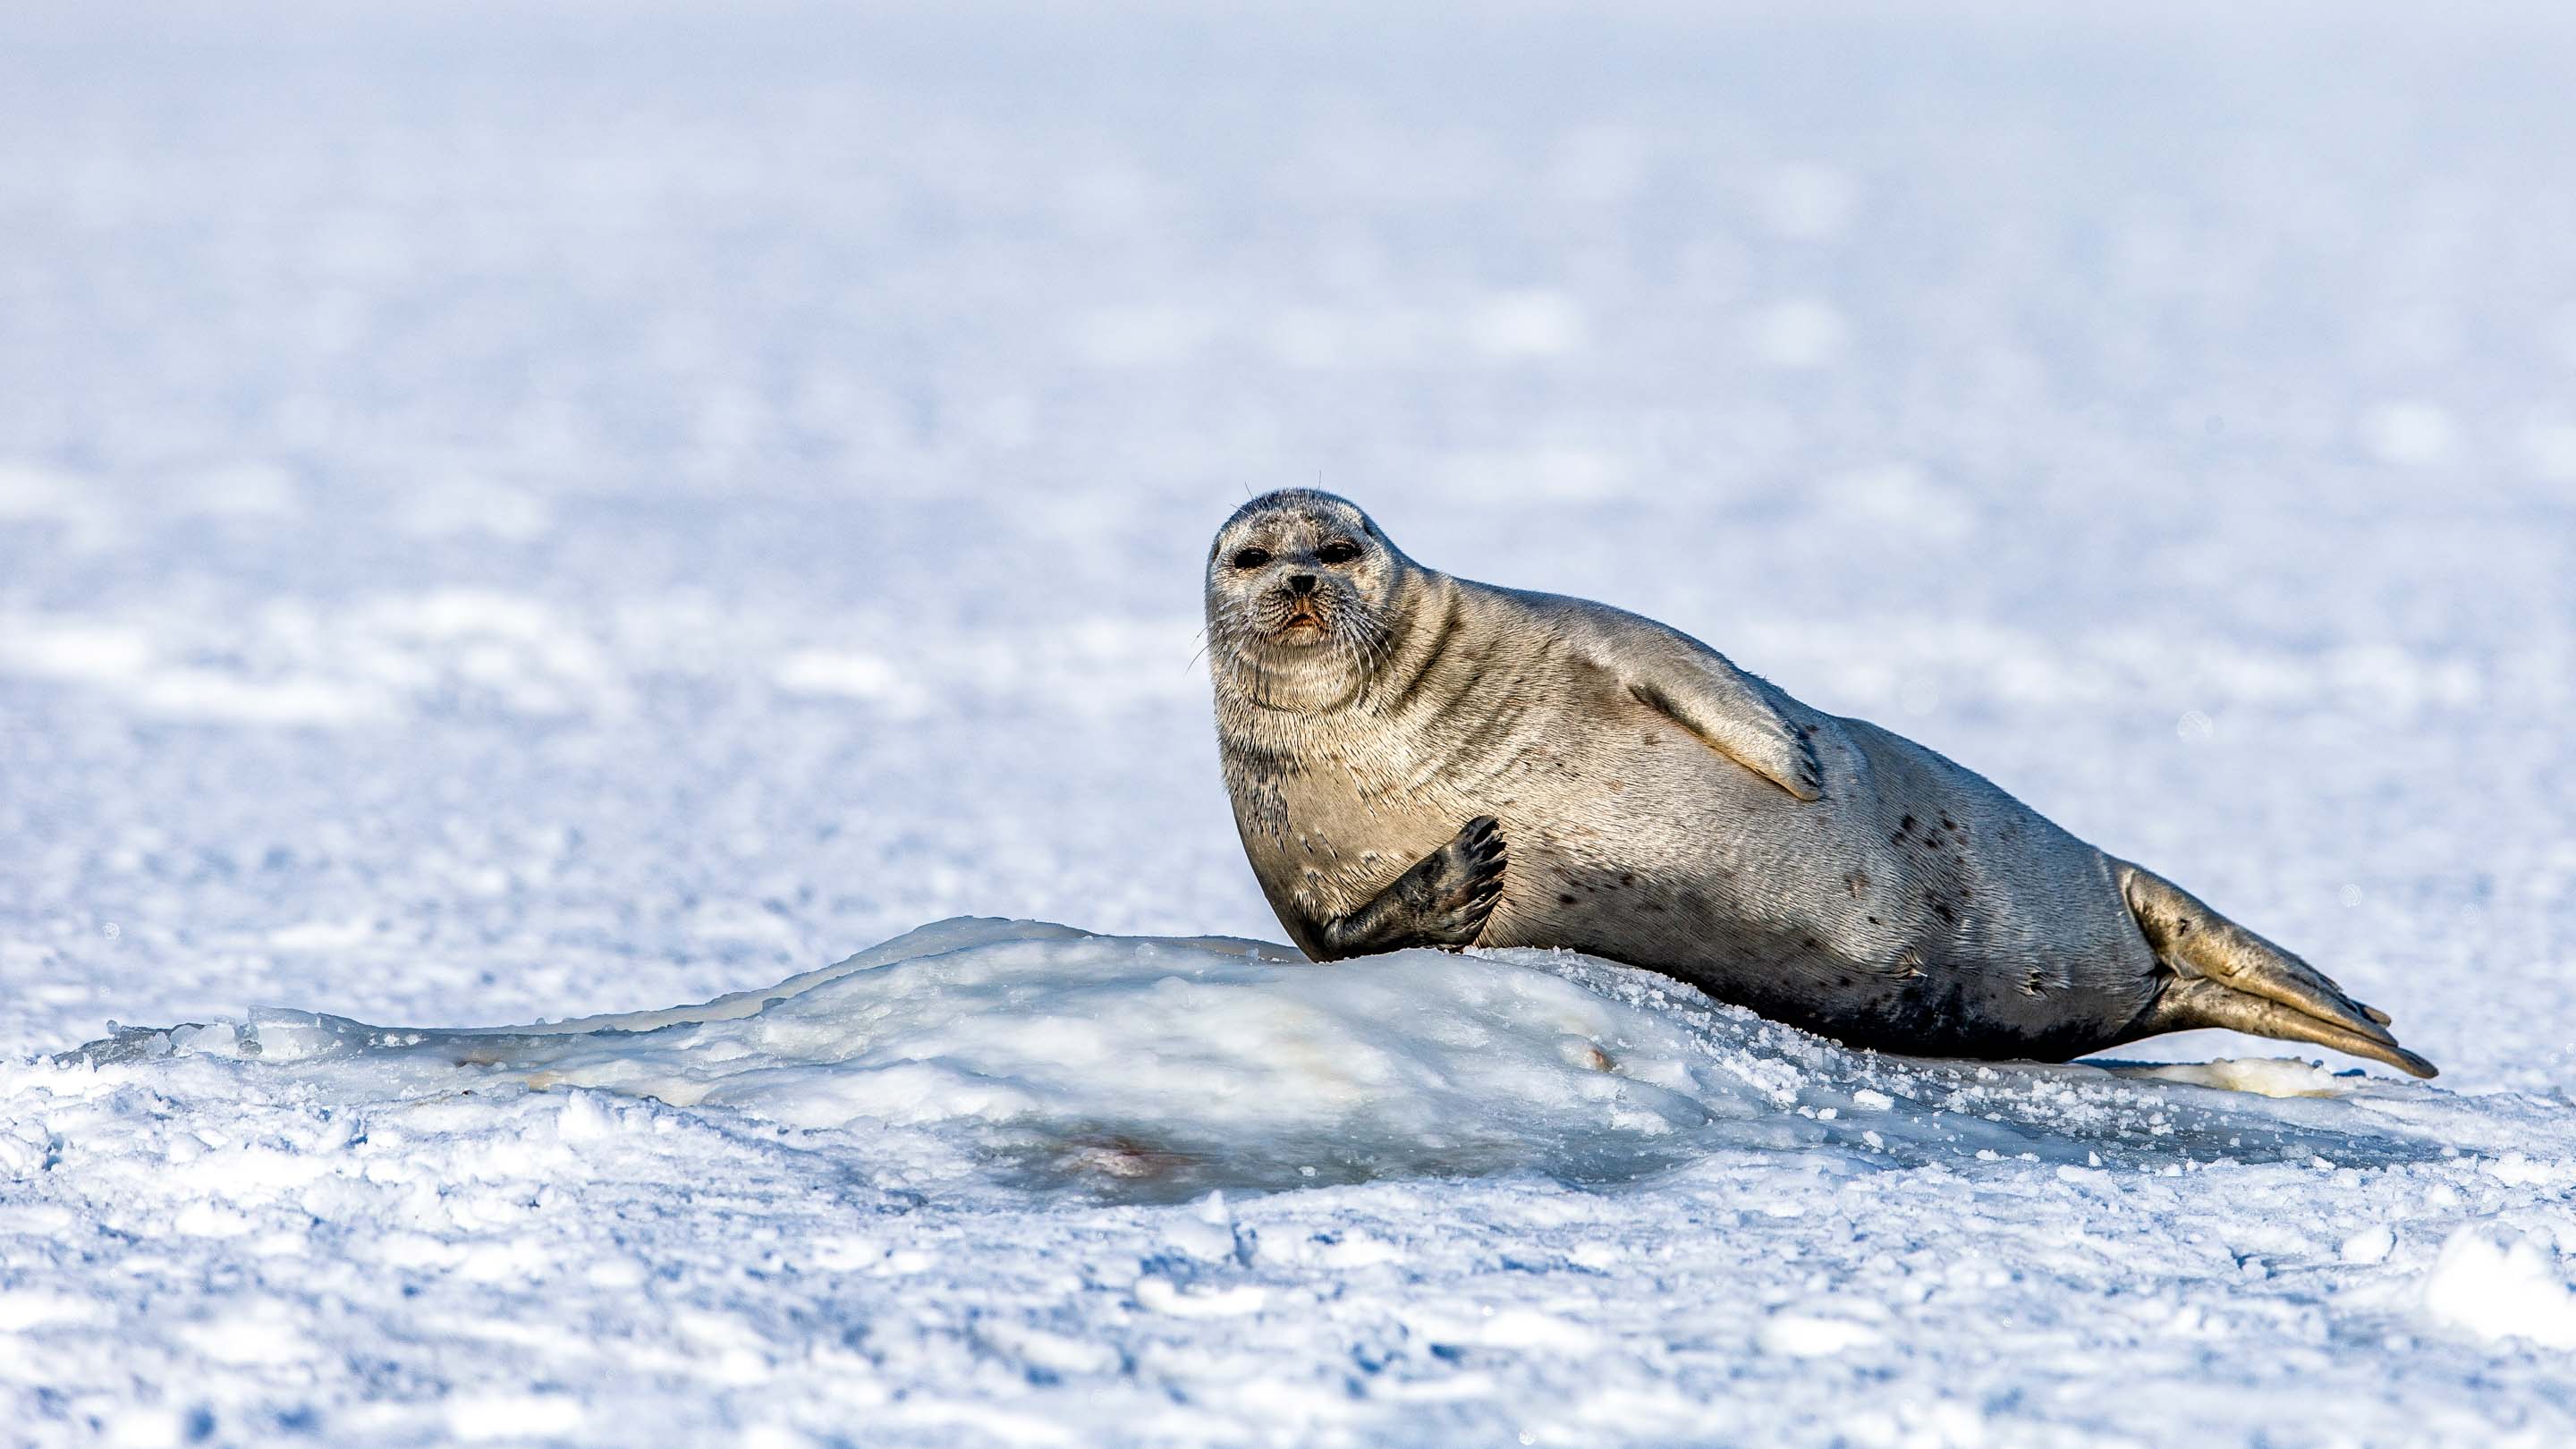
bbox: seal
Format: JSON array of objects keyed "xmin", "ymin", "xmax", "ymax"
[{"xmin": 1203, "ymin": 488, "xmax": 2436, "ymax": 1077}]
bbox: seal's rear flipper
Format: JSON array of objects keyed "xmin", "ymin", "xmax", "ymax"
[
  {"xmin": 2114, "ymin": 861, "xmax": 2437, "ymax": 1079},
  {"xmin": 2126, "ymin": 977, "xmax": 2437, "ymax": 1078}
]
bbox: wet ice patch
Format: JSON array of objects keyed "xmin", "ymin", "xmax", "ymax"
[
  {"xmin": 2110, "ymin": 1057, "xmax": 2360, "ymax": 1098},
  {"xmin": 71, "ymin": 919, "xmax": 2459, "ymax": 1201}
]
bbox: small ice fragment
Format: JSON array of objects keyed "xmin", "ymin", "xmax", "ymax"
[
  {"xmin": 1758, "ymin": 1314, "xmax": 1882, "ymax": 1357},
  {"xmin": 2424, "ymin": 1228, "xmax": 2576, "ymax": 1348},
  {"xmin": 1135, "ymin": 1276, "xmax": 1267, "ymax": 1318}
]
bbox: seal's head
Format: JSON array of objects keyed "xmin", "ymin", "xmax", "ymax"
[{"xmin": 1205, "ymin": 489, "xmax": 1413, "ymax": 707}]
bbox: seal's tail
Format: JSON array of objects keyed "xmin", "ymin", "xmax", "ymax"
[{"xmin": 2113, "ymin": 861, "xmax": 2438, "ymax": 1079}]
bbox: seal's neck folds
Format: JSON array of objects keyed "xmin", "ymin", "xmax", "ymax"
[{"xmin": 1218, "ymin": 634, "xmax": 1374, "ymax": 715}]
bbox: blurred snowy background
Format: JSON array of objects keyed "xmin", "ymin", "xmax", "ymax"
[{"xmin": 4, "ymin": 3, "xmax": 2576, "ymax": 1445}]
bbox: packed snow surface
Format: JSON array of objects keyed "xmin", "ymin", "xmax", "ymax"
[
  {"xmin": 7, "ymin": 1, "xmax": 2576, "ymax": 1445},
  {"xmin": 14, "ymin": 920, "xmax": 2576, "ymax": 1446}
]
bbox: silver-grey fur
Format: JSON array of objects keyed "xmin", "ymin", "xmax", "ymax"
[{"xmin": 1204, "ymin": 489, "xmax": 2436, "ymax": 1078}]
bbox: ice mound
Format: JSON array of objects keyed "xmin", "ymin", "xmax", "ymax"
[{"xmin": 73, "ymin": 919, "xmax": 2456, "ymax": 1200}]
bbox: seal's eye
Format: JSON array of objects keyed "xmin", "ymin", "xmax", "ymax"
[
  {"xmin": 1230, "ymin": 547, "xmax": 1272, "ymax": 570},
  {"xmin": 1318, "ymin": 540, "xmax": 1362, "ymax": 565}
]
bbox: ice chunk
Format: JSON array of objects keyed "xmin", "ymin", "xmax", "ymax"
[{"xmin": 69, "ymin": 919, "xmax": 2459, "ymax": 1202}]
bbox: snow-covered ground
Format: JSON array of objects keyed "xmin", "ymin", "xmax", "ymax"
[{"xmin": 4, "ymin": 3, "xmax": 2575, "ymax": 1444}]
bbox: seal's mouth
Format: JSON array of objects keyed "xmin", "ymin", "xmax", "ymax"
[
  {"xmin": 1219, "ymin": 575, "xmax": 1377, "ymax": 661},
  {"xmin": 1269, "ymin": 597, "xmax": 1329, "ymax": 640}
]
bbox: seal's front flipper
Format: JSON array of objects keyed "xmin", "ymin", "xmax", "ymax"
[
  {"xmin": 1621, "ymin": 651, "xmax": 1825, "ymax": 802},
  {"xmin": 2115, "ymin": 861, "xmax": 2437, "ymax": 1078},
  {"xmin": 1312, "ymin": 817, "xmax": 1507, "ymax": 960}
]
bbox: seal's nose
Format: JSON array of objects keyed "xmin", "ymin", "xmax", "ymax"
[{"xmin": 1286, "ymin": 573, "xmax": 1318, "ymax": 595}]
